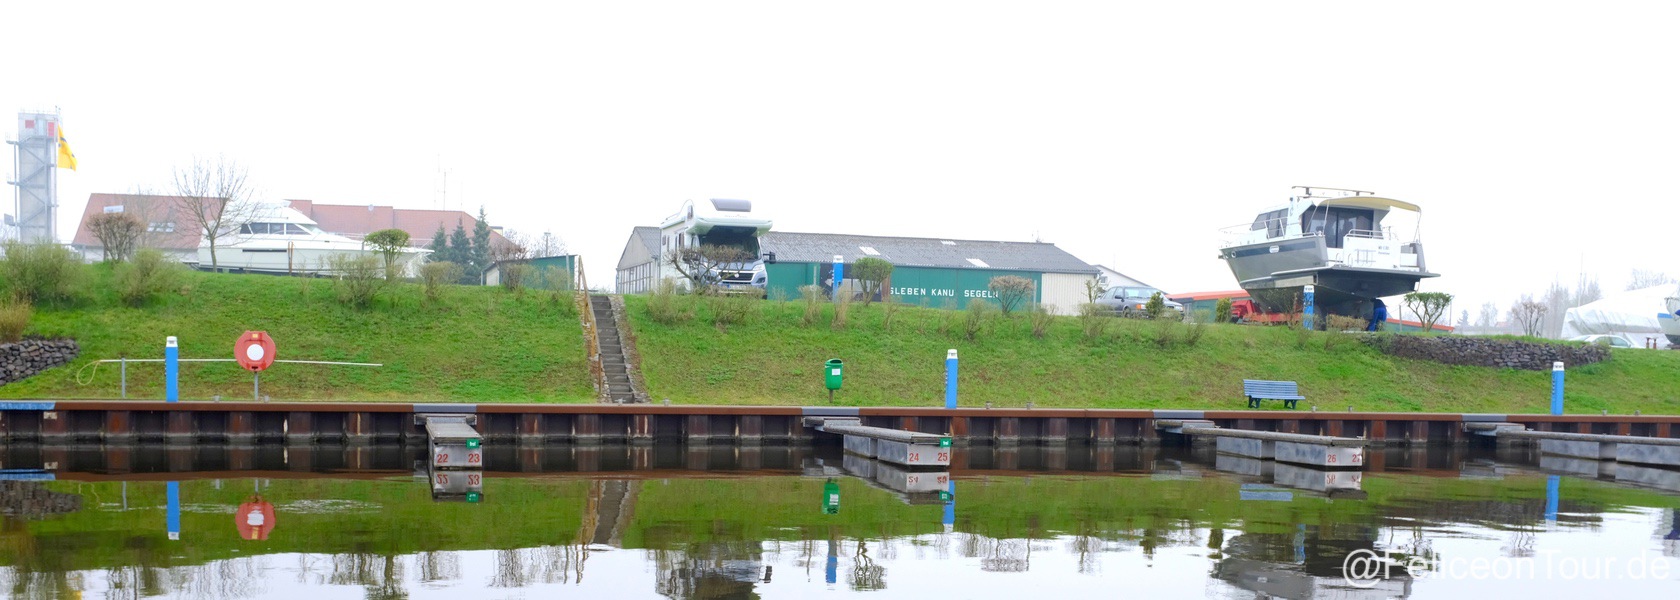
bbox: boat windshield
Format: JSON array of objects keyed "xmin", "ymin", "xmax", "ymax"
[
  {"xmin": 240, "ymin": 222, "xmax": 324, "ymax": 235},
  {"xmin": 1300, "ymin": 206, "xmax": 1373, "ymax": 249}
]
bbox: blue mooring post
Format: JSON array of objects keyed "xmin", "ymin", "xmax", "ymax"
[
  {"xmin": 1302, "ymin": 284, "xmax": 1316, "ymax": 330},
  {"xmin": 945, "ymin": 349, "xmax": 958, "ymax": 409},
  {"xmin": 1545, "ymin": 475, "xmax": 1560, "ymax": 522},
  {"xmin": 1551, "ymin": 361, "xmax": 1565, "ymax": 416},
  {"xmin": 943, "ymin": 480, "xmax": 956, "ymax": 531},
  {"xmin": 831, "ymin": 255, "xmax": 845, "ymax": 302},
  {"xmin": 165, "ymin": 336, "xmax": 179, "ymax": 403},
  {"xmin": 166, "ymin": 481, "xmax": 181, "ymax": 540}
]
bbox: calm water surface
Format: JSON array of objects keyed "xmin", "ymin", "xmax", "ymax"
[{"xmin": 2, "ymin": 445, "xmax": 1678, "ymax": 599}]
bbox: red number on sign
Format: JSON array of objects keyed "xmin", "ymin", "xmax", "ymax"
[
  {"xmin": 936, "ymin": 475, "xmax": 948, "ymax": 485},
  {"xmin": 435, "ymin": 474, "xmax": 449, "ymax": 485},
  {"xmin": 1353, "ymin": 452, "xmax": 1363, "ymax": 463},
  {"xmin": 467, "ymin": 453, "xmax": 482, "ymax": 464},
  {"xmin": 909, "ymin": 453, "xmax": 920, "ymax": 462},
  {"xmin": 908, "ymin": 475, "xmax": 920, "ymax": 485},
  {"xmin": 1327, "ymin": 455, "xmax": 1337, "ymax": 463},
  {"xmin": 468, "ymin": 474, "xmax": 481, "ymax": 486},
  {"xmin": 937, "ymin": 452, "xmax": 949, "ymax": 462},
  {"xmin": 436, "ymin": 453, "xmax": 449, "ymax": 463}
]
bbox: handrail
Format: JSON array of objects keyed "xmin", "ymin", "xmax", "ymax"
[{"xmin": 574, "ymin": 258, "xmax": 606, "ymax": 402}]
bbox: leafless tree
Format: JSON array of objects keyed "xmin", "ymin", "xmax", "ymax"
[
  {"xmin": 988, "ymin": 275, "xmax": 1036, "ymax": 316},
  {"xmin": 1628, "ymin": 269, "xmax": 1676, "ymax": 291},
  {"xmin": 664, "ymin": 245, "xmax": 754, "ymax": 295},
  {"xmin": 171, "ymin": 156, "xmax": 257, "ymax": 269},
  {"xmin": 86, "ymin": 212, "xmax": 144, "ymax": 263},
  {"xmin": 1476, "ymin": 302, "xmax": 1500, "ymax": 329},
  {"xmin": 1511, "ymin": 296, "xmax": 1548, "ymax": 337}
]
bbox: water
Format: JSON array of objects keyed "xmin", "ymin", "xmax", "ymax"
[{"xmin": 2, "ymin": 445, "xmax": 1678, "ymax": 599}]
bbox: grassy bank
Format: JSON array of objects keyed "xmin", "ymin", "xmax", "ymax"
[
  {"xmin": 625, "ymin": 294, "xmax": 1680, "ymax": 414},
  {"xmin": 0, "ymin": 267, "xmax": 593, "ymax": 402}
]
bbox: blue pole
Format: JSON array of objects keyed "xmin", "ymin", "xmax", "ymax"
[
  {"xmin": 943, "ymin": 480, "xmax": 955, "ymax": 530},
  {"xmin": 1551, "ymin": 361, "xmax": 1565, "ymax": 416},
  {"xmin": 831, "ymin": 255, "xmax": 845, "ymax": 301},
  {"xmin": 945, "ymin": 349, "xmax": 958, "ymax": 409},
  {"xmin": 1544, "ymin": 475, "xmax": 1560, "ymax": 522},
  {"xmin": 166, "ymin": 481, "xmax": 181, "ymax": 540},
  {"xmin": 1302, "ymin": 284, "xmax": 1315, "ymax": 330},
  {"xmin": 165, "ymin": 336, "xmax": 179, "ymax": 403}
]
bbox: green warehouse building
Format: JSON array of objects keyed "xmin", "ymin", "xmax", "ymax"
[{"xmin": 758, "ymin": 232, "xmax": 1100, "ymax": 315}]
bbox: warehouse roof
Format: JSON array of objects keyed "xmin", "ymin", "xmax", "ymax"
[{"xmin": 761, "ymin": 231, "xmax": 1098, "ymax": 274}]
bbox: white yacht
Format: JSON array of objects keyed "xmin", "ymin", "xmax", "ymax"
[
  {"xmin": 1662, "ymin": 290, "xmax": 1680, "ymax": 346},
  {"xmin": 198, "ymin": 205, "xmax": 429, "ymax": 277},
  {"xmin": 1218, "ymin": 187, "xmax": 1437, "ymax": 318}
]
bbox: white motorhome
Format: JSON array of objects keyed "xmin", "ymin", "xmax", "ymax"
[{"xmin": 658, "ymin": 199, "xmax": 772, "ymax": 291}]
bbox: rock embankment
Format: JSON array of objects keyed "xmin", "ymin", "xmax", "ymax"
[
  {"xmin": 0, "ymin": 338, "xmax": 80, "ymax": 385},
  {"xmin": 1363, "ymin": 335, "xmax": 1608, "ymax": 370}
]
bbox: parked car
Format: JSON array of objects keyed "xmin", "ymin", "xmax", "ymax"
[
  {"xmin": 1095, "ymin": 286, "xmax": 1184, "ymax": 319},
  {"xmin": 1568, "ymin": 334, "xmax": 1634, "ymax": 348}
]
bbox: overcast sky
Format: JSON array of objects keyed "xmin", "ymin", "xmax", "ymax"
[{"xmin": 7, "ymin": 1, "xmax": 1678, "ymax": 317}]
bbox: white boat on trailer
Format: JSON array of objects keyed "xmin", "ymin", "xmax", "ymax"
[
  {"xmin": 196, "ymin": 204, "xmax": 429, "ymax": 277},
  {"xmin": 1218, "ymin": 186, "xmax": 1437, "ymax": 318}
]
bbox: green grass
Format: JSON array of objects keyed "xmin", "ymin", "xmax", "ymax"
[
  {"xmin": 0, "ymin": 266, "xmax": 593, "ymax": 402},
  {"xmin": 626, "ymin": 294, "xmax": 1680, "ymax": 414}
]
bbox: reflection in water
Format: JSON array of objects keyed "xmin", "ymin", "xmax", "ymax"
[{"xmin": 0, "ymin": 444, "xmax": 1679, "ymax": 598}]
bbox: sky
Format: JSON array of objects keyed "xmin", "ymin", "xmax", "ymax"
[{"xmin": 6, "ymin": 1, "xmax": 1679, "ymax": 319}]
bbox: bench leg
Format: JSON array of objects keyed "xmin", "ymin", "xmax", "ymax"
[{"xmin": 1285, "ymin": 399, "xmax": 1297, "ymax": 410}]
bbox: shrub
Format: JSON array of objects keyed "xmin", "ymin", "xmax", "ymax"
[
  {"xmin": 711, "ymin": 294, "xmax": 753, "ymax": 332},
  {"xmin": 963, "ymin": 299, "xmax": 991, "ymax": 341},
  {"xmin": 1, "ymin": 242, "xmax": 86, "ymax": 305},
  {"xmin": 800, "ymin": 285, "xmax": 824, "ymax": 327},
  {"xmin": 1152, "ymin": 316, "xmax": 1175, "ymax": 349},
  {"xmin": 881, "ymin": 295, "xmax": 902, "ymax": 332},
  {"xmin": 420, "ymin": 261, "xmax": 463, "ymax": 304},
  {"xmin": 832, "ymin": 292, "xmax": 852, "ymax": 330},
  {"xmin": 648, "ymin": 278, "xmax": 693, "ymax": 325},
  {"xmin": 0, "ymin": 299, "xmax": 29, "ymax": 343},
  {"xmin": 852, "ymin": 257, "xmax": 894, "ymax": 305},
  {"xmin": 988, "ymin": 275, "xmax": 1035, "ymax": 316},
  {"xmin": 1145, "ymin": 292, "xmax": 1167, "ymax": 320},
  {"xmin": 1078, "ymin": 303, "xmax": 1110, "ymax": 342},
  {"xmin": 499, "ymin": 262, "xmax": 530, "ymax": 295},
  {"xmin": 363, "ymin": 228, "xmax": 412, "ymax": 280},
  {"xmin": 328, "ymin": 253, "xmax": 388, "ymax": 309},
  {"xmin": 1184, "ymin": 318, "xmax": 1207, "ymax": 347},
  {"xmin": 1215, "ymin": 297, "xmax": 1233, "ymax": 323},
  {"xmin": 1028, "ymin": 303, "xmax": 1055, "ymax": 339},
  {"xmin": 115, "ymin": 248, "xmax": 185, "ymax": 306}
]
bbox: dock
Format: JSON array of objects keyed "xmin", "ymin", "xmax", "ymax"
[
  {"xmin": 1157, "ymin": 419, "xmax": 1367, "ymax": 468},
  {"xmin": 806, "ymin": 415, "xmax": 952, "ymax": 467},
  {"xmin": 1467, "ymin": 422, "xmax": 1680, "ymax": 468}
]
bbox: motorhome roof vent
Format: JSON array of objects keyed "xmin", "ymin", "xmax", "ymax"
[{"xmin": 710, "ymin": 198, "xmax": 752, "ymax": 212}]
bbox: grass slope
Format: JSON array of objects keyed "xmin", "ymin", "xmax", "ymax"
[
  {"xmin": 0, "ymin": 267, "xmax": 593, "ymax": 402},
  {"xmin": 626, "ymin": 295, "xmax": 1680, "ymax": 414}
]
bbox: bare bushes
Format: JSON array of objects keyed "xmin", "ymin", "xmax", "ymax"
[
  {"xmin": 647, "ymin": 279, "xmax": 694, "ymax": 325},
  {"xmin": 421, "ymin": 261, "xmax": 463, "ymax": 304},
  {"xmin": 1, "ymin": 242, "xmax": 86, "ymax": 305},
  {"xmin": 115, "ymin": 249, "xmax": 185, "ymax": 306},
  {"xmin": 328, "ymin": 253, "xmax": 387, "ymax": 309},
  {"xmin": 962, "ymin": 299, "xmax": 990, "ymax": 341},
  {"xmin": 800, "ymin": 285, "xmax": 824, "ymax": 327},
  {"xmin": 832, "ymin": 293, "xmax": 852, "ymax": 330},
  {"xmin": 881, "ymin": 296, "xmax": 902, "ymax": 332},
  {"xmin": 1028, "ymin": 304, "xmax": 1055, "ymax": 338},
  {"xmin": 1078, "ymin": 303, "xmax": 1109, "ymax": 342},
  {"xmin": 710, "ymin": 294, "xmax": 754, "ymax": 332},
  {"xmin": 0, "ymin": 300, "xmax": 29, "ymax": 342}
]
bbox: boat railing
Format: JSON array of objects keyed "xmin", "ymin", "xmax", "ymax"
[{"xmin": 1343, "ymin": 228, "xmax": 1389, "ymax": 241}]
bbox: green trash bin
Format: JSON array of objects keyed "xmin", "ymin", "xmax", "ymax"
[{"xmin": 824, "ymin": 359, "xmax": 844, "ymax": 391}]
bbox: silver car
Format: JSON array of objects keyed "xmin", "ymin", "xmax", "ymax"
[{"xmin": 1097, "ymin": 286, "xmax": 1184, "ymax": 319}]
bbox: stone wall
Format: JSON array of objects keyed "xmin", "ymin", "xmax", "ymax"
[
  {"xmin": 0, "ymin": 338, "xmax": 80, "ymax": 385},
  {"xmin": 1363, "ymin": 334, "xmax": 1608, "ymax": 370}
]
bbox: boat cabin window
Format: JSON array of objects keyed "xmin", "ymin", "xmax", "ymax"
[
  {"xmin": 1300, "ymin": 207, "xmax": 1375, "ymax": 248},
  {"xmin": 1250, "ymin": 209, "xmax": 1288, "ymax": 239},
  {"xmin": 240, "ymin": 222, "xmax": 317, "ymax": 235}
]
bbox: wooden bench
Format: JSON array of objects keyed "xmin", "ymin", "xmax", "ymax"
[{"xmin": 1243, "ymin": 379, "xmax": 1304, "ymax": 409}]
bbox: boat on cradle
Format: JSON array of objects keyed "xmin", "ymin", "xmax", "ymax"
[
  {"xmin": 1662, "ymin": 292, "xmax": 1680, "ymax": 346},
  {"xmin": 197, "ymin": 205, "xmax": 430, "ymax": 277},
  {"xmin": 1218, "ymin": 186, "xmax": 1437, "ymax": 318}
]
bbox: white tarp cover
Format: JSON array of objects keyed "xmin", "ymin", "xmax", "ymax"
[{"xmin": 1561, "ymin": 285, "xmax": 1674, "ymax": 348}]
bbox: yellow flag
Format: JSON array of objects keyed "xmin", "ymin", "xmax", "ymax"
[{"xmin": 57, "ymin": 125, "xmax": 77, "ymax": 171}]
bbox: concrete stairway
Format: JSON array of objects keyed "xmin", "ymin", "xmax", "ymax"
[{"xmin": 590, "ymin": 295, "xmax": 643, "ymax": 404}]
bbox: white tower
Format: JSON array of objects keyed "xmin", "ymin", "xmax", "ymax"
[{"xmin": 9, "ymin": 112, "xmax": 62, "ymax": 244}]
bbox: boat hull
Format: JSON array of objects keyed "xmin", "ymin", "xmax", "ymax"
[
  {"xmin": 199, "ymin": 242, "xmax": 427, "ymax": 278},
  {"xmin": 1661, "ymin": 299, "xmax": 1680, "ymax": 345},
  {"xmin": 1220, "ymin": 237, "xmax": 1436, "ymax": 317}
]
